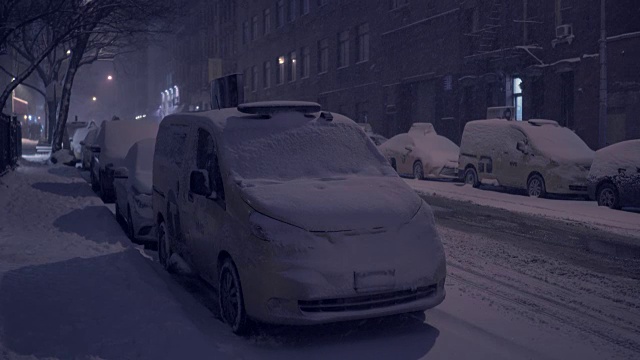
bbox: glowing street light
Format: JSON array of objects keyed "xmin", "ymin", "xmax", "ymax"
[
  {"xmin": 107, "ymin": 75, "xmax": 113, "ymax": 80},
  {"xmin": 92, "ymin": 96, "xmax": 97, "ymax": 101},
  {"xmin": 66, "ymin": 50, "xmax": 71, "ymax": 55}
]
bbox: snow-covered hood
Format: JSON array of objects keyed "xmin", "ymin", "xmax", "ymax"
[{"xmin": 240, "ymin": 176, "xmax": 421, "ymax": 232}]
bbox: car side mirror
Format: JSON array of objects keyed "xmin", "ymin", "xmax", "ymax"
[
  {"xmin": 516, "ymin": 141, "xmax": 528, "ymax": 154},
  {"xmin": 190, "ymin": 170, "xmax": 212, "ymax": 197},
  {"xmin": 113, "ymin": 167, "xmax": 128, "ymax": 179}
]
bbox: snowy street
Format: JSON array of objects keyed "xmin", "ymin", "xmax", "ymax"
[{"xmin": 1, "ymin": 162, "xmax": 639, "ymax": 360}]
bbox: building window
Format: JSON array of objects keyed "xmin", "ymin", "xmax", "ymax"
[
  {"xmin": 251, "ymin": 66, "xmax": 258, "ymax": 92},
  {"xmin": 277, "ymin": 0, "xmax": 285, "ymax": 27},
  {"xmin": 288, "ymin": 51, "xmax": 297, "ymax": 82},
  {"xmin": 356, "ymin": 23, "xmax": 369, "ymax": 63},
  {"xmin": 513, "ymin": 77, "xmax": 523, "ymax": 121},
  {"xmin": 390, "ymin": 0, "xmax": 409, "ymax": 10},
  {"xmin": 277, "ymin": 56, "xmax": 285, "ymax": 84},
  {"xmin": 318, "ymin": 0, "xmax": 328, "ymax": 7},
  {"xmin": 263, "ymin": 8, "xmax": 271, "ymax": 34},
  {"xmin": 318, "ymin": 38, "xmax": 328, "ymax": 74},
  {"xmin": 301, "ymin": 46, "xmax": 310, "ymax": 78},
  {"xmin": 263, "ymin": 61, "xmax": 271, "ymax": 88},
  {"xmin": 242, "ymin": 21, "xmax": 249, "ymax": 45},
  {"xmin": 338, "ymin": 30, "xmax": 349, "ymax": 68},
  {"xmin": 288, "ymin": 0, "xmax": 296, "ymax": 22},
  {"xmin": 251, "ymin": 16, "xmax": 259, "ymax": 41},
  {"xmin": 301, "ymin": 0, "xmax": 309, "ymax": 15}
]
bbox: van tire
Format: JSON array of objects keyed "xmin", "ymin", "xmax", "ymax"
[
  {"xmin": 527, "ymin": 174, "xmax": 546, "ymax": 198},
  {"xmin": 597, "ymin": 182, "xmax": 620, "ymax": 209},
  {"xmin": 464, "ymin": 167, "xmax": 479, "ymax": 188},
  {"xmin": 157, "ymin": 221, "xmax": 173, "ymax": 272},
  {"xmin": 413, "ymin": 161, "xmax": 424, "ymax": 180},
  {"xmin": 219, "ymin": 259, "xmax": 249, "ymax": 335}
]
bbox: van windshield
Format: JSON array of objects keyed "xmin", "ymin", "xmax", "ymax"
[
  {"xmin": 222, "ymin": 122, "xmax": 393, "ymax": 183},
  {"xmin": 525, "ymin": 125, "xmax": 594, "ymax": 162}
]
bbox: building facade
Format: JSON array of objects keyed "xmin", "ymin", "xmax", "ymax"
[{"xmin": 150, "ymin": 0, "xmax": 640, "ymax": 149}]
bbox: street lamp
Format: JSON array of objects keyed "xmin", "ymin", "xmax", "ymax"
[
  {"xmin": 92, "ymin": 96, "xmax": 97, "ymax": 101},
  {"xmin": 107, "ymin": 75, "xmax": 113, "ymax": 80}
]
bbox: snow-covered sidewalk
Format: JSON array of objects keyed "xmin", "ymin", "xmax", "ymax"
[{"xmin": 406, "ymin": 179, "xmax": 640, "ymax": 238}]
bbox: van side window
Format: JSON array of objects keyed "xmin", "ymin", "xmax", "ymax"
[{"xmin": 196, "ymin": 129, "xmax": 225, "ymax": 205}]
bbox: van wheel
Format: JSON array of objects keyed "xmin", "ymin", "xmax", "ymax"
[
  {"xmin": 464, "ymin": 168, "xmax": 479, "ymax": 188},
  {"xmin": 157, "ymin": 221, "xmax": 173, "ymax": 272},
  {"xmin": 527, "ymin": 174, "xmax": 546, "ymax": 198},
  {"xmin": 597, "ymin": 183, "xmax": 620, "ymax": 209},
  {"xmin": 219, "ymin": 259, "xmax": 249, "ymax": 334}
]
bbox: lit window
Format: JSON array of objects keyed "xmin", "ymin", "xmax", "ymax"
[
  {"xmin": 288, "ymin": 51, "xmax": 297, "ymax": 82},
  {"xmin": 277, "ymin": 56, "xmax": 285, "ymax": 84},
  {"xmin": 513, "ymin": 77, "xmax": 523, "ymax": 121}
]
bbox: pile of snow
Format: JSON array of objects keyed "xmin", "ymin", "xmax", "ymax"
[
  {"xmin": 96, "ymin": 120, "xmax": 159, "ymax": 169},
  {"xmin": 50, "ymin": 149, "xmax": 75, "ymax": 165},
  {"xmin": 223, "ymin": 114, "xmax": 394, "ymax": 183},
  {"xmin": 123, "ymin": 138, "xmax": 156, "ymax": 194},
  {"xmin": 589, "ymin": 139, "xmax": 640, "ymax": 179}
]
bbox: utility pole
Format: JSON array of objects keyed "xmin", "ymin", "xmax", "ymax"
[{"xmin": 598, "ymin": 0, "xmax": 608, "ymax": 148}]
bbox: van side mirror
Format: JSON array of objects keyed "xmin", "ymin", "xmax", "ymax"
[
  {"xmin": 516, "ymin": 141, "xmax": 528, "ymax": 154},
  {"xmin": 190, "ymin": 170, "xmax": 212, "ymax": 197}
]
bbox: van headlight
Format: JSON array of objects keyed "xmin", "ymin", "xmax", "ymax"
[{"xmin": 249, "ymin": 211, "xmax": 305, "ymax": 242}]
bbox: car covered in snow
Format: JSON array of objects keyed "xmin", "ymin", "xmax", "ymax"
[
  {"xmin": 80, "ymin": 127, "xmax": 99, "ymax": 169},
  {"xmin": 153, "ymin": 101, "xmax": 447, "ymax": 333},
  {"xmin": 114, "ymin": 138, "xmax": 156, "ymax": 242},
  {"xmin": 378, "ymin": 123, "xmax": 459, "ymax": 180},
  {"xmin": 357, "ymin": 123, "xmax": 388, "ymax": 146},
  {"xmin": 90, "ymin": 120, "xmax": 159, "ymax": 202},
  {"xmin": 459, "ymin": 119, "xmax": 594, "ymax": 198},
  {"xmin": 71, "ymin": 121, "xmax": 97, "ymax": 161},
  {"xmin": 587, "ymin": 139, "xmax": 640, "ymax": 209}
]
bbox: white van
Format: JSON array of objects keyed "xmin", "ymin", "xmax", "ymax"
[
  {"xmin": 152, "ymin": 101, "xmax": 447, "ymax": 333},
  {"xmin": 459, "ymin": 119, "xmax": 594, "ymax": 197}
]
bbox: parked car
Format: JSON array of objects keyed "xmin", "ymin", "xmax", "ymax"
[
  {"xmin": 90, "ymin": 120, "xmax": 159, "ymax": 202},
  {"xmin": 114, "ymin": 138, "xmax": 156, "ymax": 243},
  {"xmin": 587, "ymin": 139, "xmax": 640, "ymax": 209},
  {"xmin": 378, "ymin": 122, "xmax": 459, "ymax": 180},
  {"xmin": 153, "ymin": 101, "xmax": 447, "ymax": 334},
  {"xmin": 459, "ymin": 119, "xmax": 594, "ymax": 198},
  {"xmin": 357, "ymin": 123, "xmax": 388, "ymax": 146},
  {"xmin": 71, "ymin": 121, "xmax": 97, "ymax": 161},
  {"xmin": 80, "ymin": 127, "xmax": 99, "ymax": 169}
]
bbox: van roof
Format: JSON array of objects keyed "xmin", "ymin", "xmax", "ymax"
[{"xmin": 161, "ymin": 101, "xmax": 353, "ymax": 133}]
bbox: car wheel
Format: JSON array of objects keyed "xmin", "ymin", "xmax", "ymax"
[
  {"xmin": 127, "ymin": 206, "xmax": 136, "ymax": 242},
  {"xmin": 413, "ymin": 161, "xmax": 424, "ymax": 180},
  {"xmin": 597, "ymin": 183, "xmax": 620, "ymax": 209},
  {"xmin": 157, "ymin": 221, "xmax": 173, "ymax": 272},
  {"xmin": 464, "ymin": 167, "xmax": 479, "ymax": 188},
  {"xmin": 219, "ymin": 259, "xmax": 249, "ymax": 335},
  {"xmin": 527, "ymin": 174, "xmax": 546, "ymax": 198}
]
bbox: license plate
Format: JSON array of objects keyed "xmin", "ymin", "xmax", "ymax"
[{"xmin": 354, "ymin": 269, "xmax": 396, "ymax": 293}]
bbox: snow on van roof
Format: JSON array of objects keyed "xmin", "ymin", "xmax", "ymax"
[{"xmin": 97, "ymin": 120, "xmax": 159, "ymax": 168}]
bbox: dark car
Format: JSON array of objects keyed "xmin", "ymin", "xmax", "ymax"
[{"xmin": 588, "ymin": 139, "xmax": 640, "ymax": 209}]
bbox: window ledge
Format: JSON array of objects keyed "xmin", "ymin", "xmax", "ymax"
[{"xmin": 337, "ymin": 65, "xmax": 349, "ymax": 70}]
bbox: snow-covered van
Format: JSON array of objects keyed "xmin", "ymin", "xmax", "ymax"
[
  {"xmin": 459, "ymin": 119, "xmax": 594, "ymax": 197},
  {"xmin": 90, "ymin": 120, "xmax": 159, "ymax": 202},
  {"xmin": 114, "ymin": 138, "xmax": 156, "ymax": 242},
  {"xmin": 152, "ymin": 101, "xmax": 447, "ymax": 333},
  {"xmin": 587, "ymin": 139, "xmax": 640, "ymax": 209}
]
